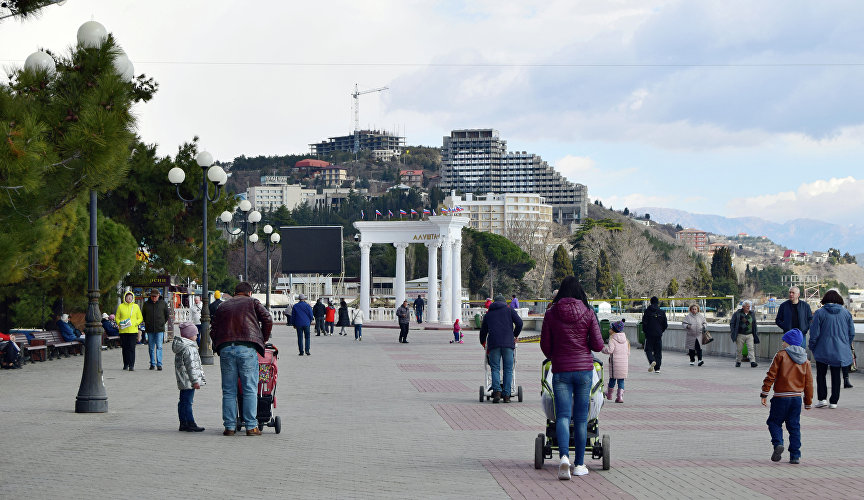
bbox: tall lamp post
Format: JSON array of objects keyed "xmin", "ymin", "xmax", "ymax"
[
  {"xmin": 249, "ymin": 225, "xmax": 281, "ymax": 309},
  {"xmin": 168, "ymin": 151, "xmax": 227, "ymax": 365},
  {"xmin": 71, "ymin": 20, "xmax": 134, "ymax": 413},
  {"xmin": 218, "ymin": 202, "xmax": 260, "ymax": 281}
]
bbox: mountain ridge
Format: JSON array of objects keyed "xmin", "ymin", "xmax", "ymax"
[{"xmin": 636, "ymin": 207, "xmax": 864, "ymax": 255}]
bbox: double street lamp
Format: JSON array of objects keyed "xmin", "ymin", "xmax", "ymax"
[
  {"xmin": 250, "ymin": 225, "xmax": 281, "ymax": 309},
  {"xmin": 168, "ymin": 151, "xmax": 227, "ymax": 366},
  {"xmin": 219, "ymin": 201, "xmax": 260, "ymax": 281}
]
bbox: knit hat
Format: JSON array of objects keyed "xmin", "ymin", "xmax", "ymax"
[
  {"xmin": 178, "ymin": 322, "xmax": 198, "ymax": 340},
  {"xmin": 109, "ymin": 314, "xmax": 115, "ymax": 321},
  {"xmin": 611, "ymin": 320, "xmax": 625, "ymax": 333},
  {"xmin": 494, "ymin": 294, "xmax": 506, "ymax": 303},
  {"xmin": 298, "ymin": 294, "xmax": 307, "ymax": 300},
  {"xmin": 102, "ymin": 313, "xmax": 109, "ymax": 320},
  {"xmin": 782, "ymin": 328, "xmax": 803, "ymax": 347},
  {"xmin": 214, "ymin": 290, "xmax": 222, "ymax": 299}
]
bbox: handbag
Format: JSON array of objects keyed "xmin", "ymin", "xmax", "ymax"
[{"xmin": 701, "ymin": 325, "xmax": 713, "ymax": 345}]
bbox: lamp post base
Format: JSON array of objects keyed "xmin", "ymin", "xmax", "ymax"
[
  {"xmin": 75, "ymin": 331, "xmax": 108, "ymax": 413},
  {"xmin": 200, "ymin": 353, "xmax": 214, "ymax": 365}
]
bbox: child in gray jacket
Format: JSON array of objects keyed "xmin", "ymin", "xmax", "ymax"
[{"xmin": 173, "ymin": 322, "xmax": 206, "ymax": 432}]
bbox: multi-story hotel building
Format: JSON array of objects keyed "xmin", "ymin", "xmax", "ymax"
[
  {"xmin": 440, "ymin": 129, "xmax": 587, "ymax": 227},
  {"xmin": 442, "ymin": 192, "xmax": 553, "ymax": 240}
]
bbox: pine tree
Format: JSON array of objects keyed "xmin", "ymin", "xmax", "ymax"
[{"xmin": 551, "ymin": 245, "xmax": 573, "ymax": 288}]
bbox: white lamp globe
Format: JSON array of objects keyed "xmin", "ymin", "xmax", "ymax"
[
  {"xmin": 271, "ymin": 233, "xmax": 281, "ymax": 244},
  {"xmin": 207, "ymin": 166, "xmax": 226, "ymax": 185},
  {"xmin": 167, "ymin": 167, "xmax": 185, "ymax": 184},
  {"xmin": 112, "ymin": 52, "xmax": 134, "ymax": 81},
  {"xmin": 77, "ymin": 21, "xmax": 108, "ymax": 48},
  {"xmin": 24, "ymin": 51, "xmax": 56, "ymax": 76},
  {"xmin": 219, "ymin": 211, "xmax": 233, "ymax": 223},
  {"xmin": 263, "ymin": 224, "xmax": 273, "ymax": 234},
  {"xmin": 196, "ymin": 151, "xmax": 213, "ymax": 167},
  {"xmin": 249, "ymin": 233, "xmax": 259, "ymax": 243},
  {"xmin": 238, "ymin": 200, "xmax": 252, "ymax": 212},
  {"xmin": 248, "ymin": 210, "xmax": 262, "ymax": 223}
]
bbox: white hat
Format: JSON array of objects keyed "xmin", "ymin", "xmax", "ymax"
[{"xmin": 101, "ymin": 313, "xmax": 109, "ymax": 320}]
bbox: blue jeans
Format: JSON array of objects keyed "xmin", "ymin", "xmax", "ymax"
[
  {"xmin": 767, "ymin": 396, "xmax": 802, "ymax": 459},
  {"xmin": 608, "ymin": 378, "xmax": 625, "ymax": 390},
  {"xmin": 552, "ymin": 370, "xmax": 593, "ymax": 465},
  {"xmin": 219, "ymin": 344, "xmax": 259, "ymax": 430},
  {"xmin": 178, "ymin": 389, "xmax": 195, "ymax": 422},
  {"xmin": 296, "ymin": 325, "xmax": 310, "ymax": 354},
  {"xmin": 147, "ymin": 331, "xmax": 164, "ymax": 367},
  {"xmin": 487, "ymin": 347, "xmax": 514, "ymax": 396},
  {"xmin": 354, "ymin": 324, "xmax": 362, "ymax": 339}
]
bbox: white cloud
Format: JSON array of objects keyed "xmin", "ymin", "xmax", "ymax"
[
  {"xmin": 727, "ymin": 177, "xmax": 864, "ymax": 225},
  {"xmin": 603, "ymin": 194, "xmax": 677, "ymax": 212}
]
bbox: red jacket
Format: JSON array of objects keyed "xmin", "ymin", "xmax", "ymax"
[
  {"xmin": 540, "ymin": 298, "xmax": 604, "ymax": 373},
  {"xmin": 325, "ymin": 307, "xmax": 336, "ymax": 322}
]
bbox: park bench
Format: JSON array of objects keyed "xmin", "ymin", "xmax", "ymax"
[
  {"xmin": 103, "ymin": 331, "xmax": 120, "ymax": 348},
  {"xmin": 31, "ymin": 331, "xmax": 82, "ymax": 359},
  {"xmin": 11, "ymin": 334, "xmax": 48, "ymax": 363}
]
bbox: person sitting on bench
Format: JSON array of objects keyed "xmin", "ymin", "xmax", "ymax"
[{"xmin": 57, "ymin": 314, "xmax": 85, "ymax": 343}]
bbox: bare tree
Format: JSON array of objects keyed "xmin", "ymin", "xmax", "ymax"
[{"xmin": 506, "ymin": 217, "xmax": 568, "ymax": 297}]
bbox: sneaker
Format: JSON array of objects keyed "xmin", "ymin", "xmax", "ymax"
[
  {"xmin": 814, "ymin": 400, "xmax": 828, "ymax": 408},
  {"xmin": 689, "ymin": 362, "xmax": 695, "ymax": 366},
  {"xmin": 450, "ymin": 340, "xmax": 454, "ymax": 343},
  {"xmin": 157, "ymin": 366, "xmax": 162, "ymax": 371},
  {"xmin": 298, "ymin": 352, "xmax": 304, "ymax": 356},
  {"xmin": 458, "ymin": 340, "xmax": 464, "ymax": 344},
  {"xmin": 789, "ymin": 457, "xmax": 800, "ymax": 464},
  {"xmin": 149, "ymin": 365, "xmax": 155, "ymax": 370},
  {"xmin": 558, "ymin": 456, "xmax": 571, "ymax": 480},
  {"xmin": 735, "ymin": 362, "xmax": 741, "ymax": 367},
  {"xmin": 844, "ymin": 379, "xmax": 853, "ymax": 389},
  {"xmin": 771, "ymin": 444, "xmax": 784, "ymax": 462},
  {"xmin": 359, "ymin": 337, "xmax": 362, "ymax": 341},
  {"xmin": 503, "ymin": 395, "xmax": 511, "ymax": 403},
  {"xmin": 648, "ymin": 361, "xmax": 655, "ymax": 373},
  {"xmin": 654, "ymin": 370, "xmax": 660, "ymax": 374},
  {"xmin": 698, "ymin": 360, "xmax": 704, "ymax": 366},
  {"xmin": 751, "ymin": 362, "xmax": 759, "ymax": 368},
  {"xmin": 573, "ymin": 464, "xmax": 589, "ymax": 476},
  {"xmin": 829, "ymin": 403, "xmax": 838, "ymax": 409},
  {"xmin": 305, "ymin": 352, "xmax": 310, "ymax": 356}
]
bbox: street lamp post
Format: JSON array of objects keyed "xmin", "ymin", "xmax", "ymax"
[
  {"xmin": 218, "ymin": 202, "xmax": 260, "ymax": 281},
  {"xmin": 168, "ymin": 151, "xmax": 227, "ymax": 366},
  {"xmin": 249, "ymin": 225, "xmax": 281, "ymax": 310}
]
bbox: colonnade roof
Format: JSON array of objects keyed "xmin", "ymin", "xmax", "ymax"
[{"xmin": 352, "ymin": 216, "xmax": 469, "ymax": 245}]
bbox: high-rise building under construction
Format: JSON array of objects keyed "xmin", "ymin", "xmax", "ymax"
[{"xmin": 441, "ymin": 129, "xmax": 587, "ymax": 227}]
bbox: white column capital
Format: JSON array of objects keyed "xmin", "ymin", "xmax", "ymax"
[
  {"xmin": 393, "ymin": 242, "xmax": 409, "ymax": 250},
  {"xmin": 359, "ymin": 242, "xmax": 373, "ymax": 251},
  {"xmin": 424, "ymin": 240, "xmax": 441, "ymax": 249}
]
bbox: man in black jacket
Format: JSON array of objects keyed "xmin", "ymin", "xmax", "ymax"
[
  {"xmin": 312, "ymin": 298, "xmax": 326, "ymax": 336},
  {"xmin": 641, "ymin": 296, "xmax": 668, "ymax": 373},
  {"xmin": 479, "ymin": 295, "xmax": 523, "ymax": 403},
  {"xmin": 414, "ymin": 295, "xmax": 425, "ymax": 323},
  {"xmin": 774, "ymin": 286, "xmax": 812, "ymax": 348},
  {"xmin": 209, "ymin": 290, "xmax": 223, "ymax": 318},
  {"xmin": 142, "ymin": 288, "xmax": 169, "ymax": 371}
]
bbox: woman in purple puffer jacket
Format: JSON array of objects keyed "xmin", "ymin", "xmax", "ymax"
[{"xmin": 540, "ymin": 276, "xmax": 604, "ymax": 480}]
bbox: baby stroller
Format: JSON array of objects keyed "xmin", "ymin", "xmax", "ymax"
[
  {"xmin": 479, "ymin": 347, "xmax": 524, "ymax": 402},
  {"xmin": 237, "ymin": 343, "xmax": 282, "ymax": 434},
  {"xmin": 534, "ymin": 357, "xmax": 610, "ymax": 470}
]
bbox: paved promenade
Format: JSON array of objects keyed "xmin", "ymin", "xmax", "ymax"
[{"xmin": 2, "ymin": 324, "xmax": 863, "ymax": 499}]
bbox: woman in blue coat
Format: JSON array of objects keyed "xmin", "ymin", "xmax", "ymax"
[{"xmin": 808, "ymin": 290, "xmax": 855, "ymax": 408}]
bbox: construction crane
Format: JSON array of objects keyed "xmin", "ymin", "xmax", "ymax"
[{"xmin": 352, "ymin": 83, "xmax": 388, "ymax": 154}]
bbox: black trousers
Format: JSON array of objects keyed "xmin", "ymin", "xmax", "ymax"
[
  {"xmin": 644, "ymin": 336, "xmax": 662, "ymax": 371},
  {"xmin": 120, "ymin": 333, "xmax": 137, "ymax": 368},
  {"xmin": 688, "ymin": 339, "xmax": 702, "ymax": 362},
  {"xmin": 816, "ymin": 362, "xmax": 841, "ymax": 404},
  {"xmin": 398, "ymin": 323, "xmax": 409, "ymax": 342}
]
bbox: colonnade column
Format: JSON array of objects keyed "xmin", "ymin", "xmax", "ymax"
[
  {"xmin": 425, "ymin": 241, "xmax": 440, "ymax": 323},
  {"xmin": 440, "ymin": 236, "xmax": 452, "ymax": 324},
  {"xmin": 394, "ymin": 242, "xmax": 408, "ymax": 308},
  {"xmin": 451, "ymin": 238, "xmax": 462, "ymax": 324},
  {"xmin": 359, "ymin": 242, "xmax": 371, "ymax": 318}
]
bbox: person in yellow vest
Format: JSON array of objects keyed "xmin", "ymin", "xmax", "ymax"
[{"xmin": 116, "ymin": 289, "xmax": 143, "ymax": 371}]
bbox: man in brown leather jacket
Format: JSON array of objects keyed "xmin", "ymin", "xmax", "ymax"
[{"xmin": 210, "ymin": 281, "xmax": 272, "ymax": 436}]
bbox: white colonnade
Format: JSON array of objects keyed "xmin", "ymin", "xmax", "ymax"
[{"xmin": 354, "ymin": 216, "xmax": 468, "ymax": 324}]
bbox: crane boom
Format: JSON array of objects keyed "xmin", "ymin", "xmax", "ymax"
[{"xmin": 352, "ymin": 83, "xmax": 388, "ymax": 154}]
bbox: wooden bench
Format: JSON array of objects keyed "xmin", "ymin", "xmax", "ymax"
[
  {"xmin": 10, "ymin": 334, "xmax": 48, "ymax": 363},
  {"xmin": 31, "ymin": 330, "xmax": 82, "ymax": 359}
]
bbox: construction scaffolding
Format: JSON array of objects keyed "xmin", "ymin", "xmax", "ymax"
[{"xmin": 782, "ymin": 274, "xmax": 823, "ymax": 301}]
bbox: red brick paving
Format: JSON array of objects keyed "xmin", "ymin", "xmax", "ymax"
[
  {"xmin": 409, "ymin": 379, "xmax": 471, "ymax": 392},
  {"xmin": 482, "ymin": 459, "xmax": 636, "ymax": 500}
]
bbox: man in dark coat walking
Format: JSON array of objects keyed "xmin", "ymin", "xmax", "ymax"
[
  {"xmin": 414, "ymin": 295, "xmax": 425, "ymax": 323},
  {"xmin": 775, "ymin": 286, "xmax": 813, "ymax": 348},
  {"xmin": 479, "ymin": 295, "xmax": 523, "ymax": 403},
  {"xmin": 641, "ymin": 296, "xmax": 668, "ymax": 373},
  {"xmin": 312, "ymin": 298, "xmax": 326, "ymax": 336},
  {"xmin": 396, "ymin": 300, "xmax": 411, "ymax": 343}
]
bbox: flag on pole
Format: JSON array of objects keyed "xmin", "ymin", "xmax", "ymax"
[
  {"xmin": 375, "ymin": 209, "xmax": 382, "ymax": 218},
  {"xmin": 410, "ymin": 209, "xmax": 418, "ymax": 217},
  {"xmin": 360, "ymin": 209, "xmax": 365, "ymax": 219},
  {"xmin": 399, "ymin": 209, "xmax": 407, "ymax": 216},
  {"xmin": 423, "ymin": 208, "xmax": 431, "ymax": 215},
  {"xmin": 388, "ymin": 209, "xmax": 393, "ymax": 218},
  {"xmin": 440, "ymin": 207, "xmax": 449, "ymax": 213}
]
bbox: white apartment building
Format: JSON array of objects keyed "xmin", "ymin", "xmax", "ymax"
[
  {"xmin": 441, "ymin": 129, "xmax": 588, "ymax": 227},
  {"xmin": 443, "ymin": 192, "xmax": 553, "ymax": 239},
  {"xmin": 248, "ymin": 176, "xmax": 317, "ymax": 212}
]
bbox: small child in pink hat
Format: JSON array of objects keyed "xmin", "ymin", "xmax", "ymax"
[{"xmin": 172, "ymin": 322, "xmax": 206, "ymax": 432}]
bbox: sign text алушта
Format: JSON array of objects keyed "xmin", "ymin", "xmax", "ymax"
[{"xmin": 412, "ymin": 234, "xmax": 440, "ymax": 240}]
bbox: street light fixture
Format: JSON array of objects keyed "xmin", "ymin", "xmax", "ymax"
[
  {"xmin": 249, "ymin": 224, "xmax": 281, "ymax": 309},
  {"xmin": 168, "ymin": 150, "xmax": 227, "ymax": 366},
  {"xmin": 218, "ymin": 203, "xmax": 260, "ymax": 281}
]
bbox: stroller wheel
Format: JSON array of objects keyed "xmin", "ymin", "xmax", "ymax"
[
  {"xmin": 602, "ymin": 434, "xmax": 611, "ymax": 470},
  {"xmin": 479, "ymin": 386, "xmax": 484, "ymax": 403},
  {"xmin": 274, "ymin": 416, "xmax": 281, "ymax": 434},
  {"xmin": 534, "ymin": 433, "xmax": 545, "ymax": 469},
  {"xmin": 517, "ymin": 386, "xmax": 523, "ymax": 403}
]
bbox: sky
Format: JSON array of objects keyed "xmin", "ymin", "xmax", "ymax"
[{"xmin": 2, "ymin": 0, "xmax": 864, "ymax": 226}]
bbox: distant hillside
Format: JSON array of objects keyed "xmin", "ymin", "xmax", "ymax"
[{"xmin": 638, "ymin": 207, "xmax": 864, "ymax": 255}]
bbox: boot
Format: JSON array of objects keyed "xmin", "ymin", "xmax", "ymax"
[
  {"xmin": 186, "ymin": 421, "xmax": 205, "ymax": 432},
  {"xmin": 178, "ymin": 421, "xmax": 188, "ymax": 432},
  {"xmin": 615, "ymin": 389, "xmax": 624, "ymax": 403},
  {"xmin": 605, "ymin": 386, "xmax": 615, "ymax": 401},
  {"xmin": 844, "ymin": 377, "xmax": 854, "ymax": 389},
  {"xmin": 491, "ymin": 391, "xmax": 501, "ymax": 403}
]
